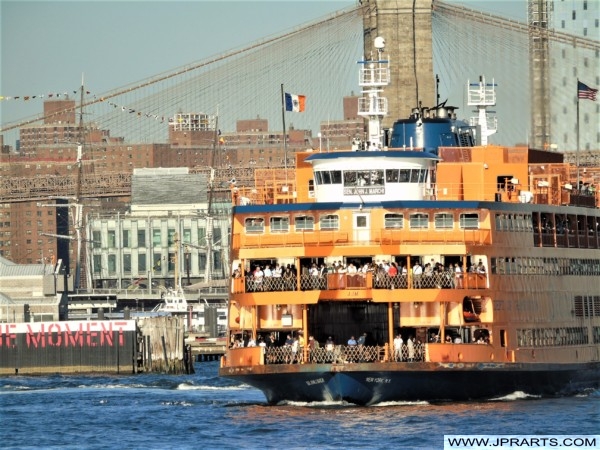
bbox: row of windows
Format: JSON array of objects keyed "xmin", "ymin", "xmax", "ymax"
[
  {"xmin": 314, "ymin": 169, "xmax": 430, "ymax": 186},
  {"xmin": 91, "ymin": 227, "xmax": 221, "ymax": 249},
  {"xmin": 92, "ymin": 251, "xmax": 221, "ymax": 275},
  {"xmin": 497, "ymin": 212, "xmax": 600, "ymax": 234},
  {"xmin": 491, "ymin": 257, "xmax": 600, "ymax": 276},
  {"xmin": 516, "ymin": 327, "xmax": 588, "ymax": 348},
  {"xmin": 245, "ymin": 212, "xmax": 480, "ymax": 233},
  {"xmin": 574, "ymin": 296, "xmax": 600, "ymax": 318}
]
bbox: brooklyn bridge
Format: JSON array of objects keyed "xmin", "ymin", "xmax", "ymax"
[{"xmin": 1, "ymin": 0, "xmax": 599, "ymax": 205}]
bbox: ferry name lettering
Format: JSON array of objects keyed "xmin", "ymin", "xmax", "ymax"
[
  {"xmin": 305, "ymin": 378, "xmax": 325, "ymax": 386},
  {"xmin": 343, "ymin": 187, "xmax": 385, "ymax": 196},
  {"xmin": 347, "ymin": 290, "xmax": 360, "ymax": 297},
  {"xmin": 366, "ymin": 377, "xmax": 391, "ymax": 384}
]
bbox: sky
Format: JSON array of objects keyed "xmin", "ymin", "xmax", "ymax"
[{"xmin": 1, "ymin": 0, "xmax": 527, "ymax": 130}]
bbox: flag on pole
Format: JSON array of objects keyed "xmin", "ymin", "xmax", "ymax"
[
  {"xmin": 284, "ymin": 93, "xmax": 306, "ymax": 112},
  {"xmin": 577, "ymin": 81, "xmax": 598, "ymax": 101}
]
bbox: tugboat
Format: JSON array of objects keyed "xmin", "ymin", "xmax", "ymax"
[{"xmin": 218, "ymin": 37, "xmax": 600, "ymax": 405}]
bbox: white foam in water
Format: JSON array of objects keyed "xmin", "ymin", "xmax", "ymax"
[{"xmin": 490, "ymin": 390, "xmax": 541, "ymax": 401}]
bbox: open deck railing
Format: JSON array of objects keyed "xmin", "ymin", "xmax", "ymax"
[{"xmin": 233, "ymin": 271, "xmax": 488, "ymax": 294}]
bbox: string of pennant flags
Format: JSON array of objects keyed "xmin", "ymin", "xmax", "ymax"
[
  {"xmin": 1, "ymin": 87, "xmax": 175, "ymax": 124},
  {"xmin": 0, "ymin": 90, "xmax": 90, "ymax": 101}
]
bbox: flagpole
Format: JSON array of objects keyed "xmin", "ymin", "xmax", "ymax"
[
  {"xmin": 576, "ymin": 78, "xmax": 580, "ymax": 193},
  {"xmin": 280, "ymin": 84, "xmax": 288, "ymax": 175}
]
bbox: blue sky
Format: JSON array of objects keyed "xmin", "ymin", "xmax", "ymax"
[{"xmin": 1, "ymin": 0, "xmax": 526, "ymax": 129}]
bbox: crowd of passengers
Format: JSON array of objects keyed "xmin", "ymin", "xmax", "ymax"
[
  {"xmin": 230, "ymin": 328, "xmax": 488, "ymax": 364},
  {"xmin": 230, "ymin": 330, "xmax": 426, "ymax": 364},
  {"xmin": 232, "ymin": 258, "xmax": 486, "ymax": 291}
]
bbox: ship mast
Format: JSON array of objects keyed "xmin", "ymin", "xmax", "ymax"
[{"xmin": 357, "ymin": 36, "xmax": 389, "ymax": 150}]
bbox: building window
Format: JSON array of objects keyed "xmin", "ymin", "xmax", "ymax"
[
  {"xmin": 295, "ymin": 215, "xmax": 314, "ymax": 231},
  {"xmin": 108, "ymin": 254, "xmax": 117, "ymax": 274},
  {"xmin": 168, "ymin": 228, "xmax": 176, "ymax": 246},
  {"xmin": 183, "ymin": 228, "xmax": 192, "ymax": 245},
  {"xmin": 93, "ymin": 255, "xmax": 101, "ymax": 274},
  {"xmin": 107, "ymin": 230, "xmax": 116, "ymax": 248},
  {"xmin": 270, "ymin": 216, "xmax": 289, "ymax": 232},
  {"xmin": 245, "ymin": 217, "xmax": 264, "ymax": 233},
  {"xmin": 384, "ymin": 213, "xmax": 404, "ymax": 229},
  {"xmin": 409, "ymin": 213, "xmax": 428, "ymax": 229},
  {"xmin": 137, "ymin": 229, "xmax": 146, "ymax": 248},
  {"xmin": 122, "ymin": 230, "xmax": 130, "ymax": 248},
  {"xmin": 93, "ymin": 230, "xmax": 101, "ymax": 248},
  {"xmin": 320, "ymin": 214, "xmax": 339, "ymax": 230},
  {"xmin": 460, "ymin": 213, "xmax": 479, "ymax": 229},
  {"xmin": 123, "ymin": 254, "xmax": 131, "ymax": 273},
  {"xmin": 153, "ymin": 229, "xmax": 161, "ymax": 246},
  {"xmin": 138, "ymin": 253, "xmax": 146, "ymax": 272},
  {"xmin": 434, "ymin": 213, "xmax": 453, "ymax": 229}
]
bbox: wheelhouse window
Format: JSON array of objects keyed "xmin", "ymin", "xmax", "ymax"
[
  {"xmin": 459, "ymin": 213, "xmax": 479, "ymax": 229},
  {"xmin": 409, "ymin": 213, "xmax": 429, "ymax": 229},
  {"xmin": 320, "ymin": 214, "xmax": 339, "ymax": 230},
  {"xmin": 270, "ymin": 216, "xmax": 289, "ymax": 233},
  {"xmin": 384, "ymin": 213, "xmax": 404, "ymax": 229},
  {"xmin": 343, "ymin": 170, "xmax": 383, "ymax": 186},
  {"xmin": 295, "ymin": 215, "xmax": 314, "ymax": 231},
  {"xmin": 434, "ymin": 213, "xmax": 453, "ymax": 229},
  {"xmin": 245, "ymin": 217, "xmax": 265, "ymax": 233},
  {"xmin": 315, "ymin": 170, "xmax": 342, "ymax": 185}
]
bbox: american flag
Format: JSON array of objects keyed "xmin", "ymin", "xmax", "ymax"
[{"xmin": 578, "ymin": 81, "xmax": 598, "ymax": 101}]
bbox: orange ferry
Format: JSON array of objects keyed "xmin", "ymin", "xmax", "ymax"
[{"xmin": 218, "ymin": 37, "xmax": 600, "ymax": 405}]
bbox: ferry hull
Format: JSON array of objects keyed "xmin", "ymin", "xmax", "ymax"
[{"xmin": 220, "ymin": 362, "xmax": 600, "ymax": 405}]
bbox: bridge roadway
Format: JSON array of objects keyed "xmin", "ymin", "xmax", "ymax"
[{"xmin": 0, "ymin": 165, "xmax": 263, "ymax": 203}]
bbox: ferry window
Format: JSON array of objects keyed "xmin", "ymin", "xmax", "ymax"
[
  {"xmin": 386, "ymin": 169, "xmax": 399, "ymax": 183},
  {"xmin": 320, "ymin": 214, "xmax": 339, "ymax": 230},
  {"xmin": 384, "ymin": 213, "xmax": 404, "ymax": 229},
  {"xmin": 434, "ymin": 213, "xmax": 453, "ymax": 229},
  {"xmin": 270, "ymin": 216, "xmax": 289, "ymax": 233},
  {"xmin": 322, "ymin": 171, "xmax": 332, "ymax": 184},
  {"xmin": 245, "ymin": 217, "xmax": 265, "ymax": 233},
  {"xmin": 314, "ymin": 171, "xmax": 323, "ymax": 185},
  {"xmin": 343, "ymin": 171, "xmax": 357, "ymax": 186},
  {"xmin": 410, "ymin": 169, "xmax": 420, "ymax": 183},
  {"xmin": 409, "ymin": 213, "xmax": 429, "ymax": 229},
  {"xmin": 399, "ymin": 169, "xmax": 410, "ymax": 182},
  {"xmin": 308, "ymin": 180, "xmax": 315, "ymax": 198},
  {"xmin": 459, "ymin": 213, "xmax": 479, "ymax": 229},
  {"xmin": 495, "ymin": 213, "xmax": 503, "ymax": 231},
  {"xmin": 295, "ymin": 215, "xmax": 314, "ymax": 231},
  {"xmin": 331, "ymin": 171, "xmax": 342, "ymax": 184}
]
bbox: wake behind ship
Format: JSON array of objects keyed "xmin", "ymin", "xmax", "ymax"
[{"xmin": 218, "ymin": 37, "xmax": 600, "ymax": 405}]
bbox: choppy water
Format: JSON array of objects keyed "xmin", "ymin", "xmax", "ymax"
[{"xmin": 0, "ymin": 361, "xmax": 598, "ymax": 450}]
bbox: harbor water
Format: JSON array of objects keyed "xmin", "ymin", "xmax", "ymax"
[{"xmin": 1, "ymin": 361, "xmax": 598, "ymax": 450}]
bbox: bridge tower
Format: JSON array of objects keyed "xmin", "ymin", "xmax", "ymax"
[
  {"xmin": 361, "ymin": 0, "xmax": 435, "ymax": 130},
  {"xmin": 528, "ymin": 0, "xmax": 551, "ymax": 150}
]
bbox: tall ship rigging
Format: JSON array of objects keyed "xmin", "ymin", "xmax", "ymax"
[{"xmin": 218, "ymin": 37, "xmax": 600, "ymax": 405}]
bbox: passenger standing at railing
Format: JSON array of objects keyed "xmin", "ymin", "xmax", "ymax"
[
  {"xmin": 283, "ymin": 267, "xmax": 295, "ymax": 291},
  {"xmin": 393, "ymin": 334, "xmax": 403, "ymax": 362},
  {"xmin": 412, "ymin": 261, "xmax": 423, "ymax": 288},
  {"xmin": 454, "ymin": 263, "xmax": 463, "ymax": 288}
]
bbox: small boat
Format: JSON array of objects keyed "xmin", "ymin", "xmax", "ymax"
[{"xmin": 218, "ymin": 36, "xmax": 600, "ymax": 405}]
